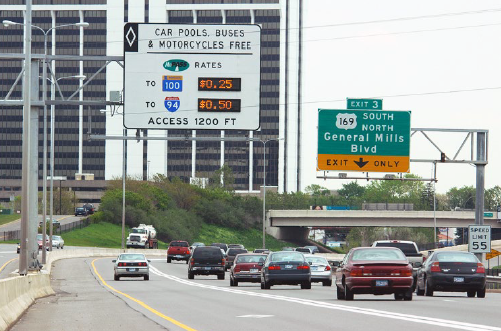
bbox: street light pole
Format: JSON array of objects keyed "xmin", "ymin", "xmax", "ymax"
[
  {"xmin": 257, "ymin": 137, "xmax": 284, "ymax": 249},
  {"xmin": 3, "ymin": 19, "xmax": 89, "ymax": 264}
]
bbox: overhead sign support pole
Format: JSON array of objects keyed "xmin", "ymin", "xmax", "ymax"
[{"xmin": 475, "ymin": 132, "xmax": 487, "ymax": 261}]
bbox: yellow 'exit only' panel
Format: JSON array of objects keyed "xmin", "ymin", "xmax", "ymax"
[{"xmin": 317, "ymin": 154, "xmax": 409, "ymax": 172}]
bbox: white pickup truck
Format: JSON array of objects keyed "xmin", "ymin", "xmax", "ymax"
[{"xmin": 371, "ymin": 240, "xmax": 425, "ymax": 290}]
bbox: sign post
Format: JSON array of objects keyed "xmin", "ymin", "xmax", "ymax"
[
  {"xmin": 123, "ymin": 23, "xmax": 261, "ymax": 130},
  {"xmin": 468, "ymin": 225, "xmax": 491, "ymax": 254},
  {"xmin": 317, "ymin": 109, "xmax": 411, "ymax": 172}
]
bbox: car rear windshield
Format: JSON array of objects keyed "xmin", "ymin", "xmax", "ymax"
[
  {"xmin": 306, "ymin": 257, "xmax": 327, "ymax": 264},
  {"xmin": 227, "ymin": 248, "xmax": 247, "ymax": 256},
  {"xmin": 436, "ymin": 253, "xmax": 477, "ymax": 263},
  {"xmin": 119, "ymin": 254, "xmax": 145, "ymax": 260},
  {"xmin": 296, "ymin": 248, "xmax": 310, "ymax": 252},
  {"xmin": 374, "ymin": 242, "xmax": 418, "ymax": 255},
  {"xmin": 170, "ymin": 242, "xmax": 188, "ymax": 247},
  {"xmin": 193, "ymin": 248, "xmax": 222, "ymax": 258},
  {"xmin": 270, "ymin": 252, "xmax": 304, "ymax": 262},
  {"xmin": 76, "ymin": 207, "xmax": 85, "ymax": 211},
  {"xmin": 236, "ymin": 255, "xmax": 266, "ymax": 263},
  {"xmin": 352, "ymin": 248, "xmax": 406, "ymax": 261}
]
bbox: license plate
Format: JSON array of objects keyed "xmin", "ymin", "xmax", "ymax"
[
  {"xmin": 285, "ymin": 265, "xmax": 293, "ymax": 269},
  {"xmin": 310, "ymin": 266, "xmax": 317, "ymax": 271},
  {"xmin": 454, "ymin": 277, "xmax": 464, "ymax": 283},
  {"xmin": 375, "ymin": 280, "xmax": 389, "ymax": 286},
  {"xmin": 175, "ymin": 255, "xmax": 182, "ymax": 258},
  {"xmin": 128, "ymin": 268, "xmax": 136, "ymax": 272},
  {"xmin": 204, "ymin": 267, "xmax": 212, "ymax": 270},
  {"xmin": 250, "ymin": 268, "xmax": 258, "ymax": 273}
]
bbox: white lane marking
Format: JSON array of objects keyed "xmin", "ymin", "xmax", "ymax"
[
  {"xmin": 443, "ymin": 300, "xmax": 457, "ymax": 302},
  {"xmin": 237, "ymin": 315, "xmax": 274, "ymax": 318},
  {"xmin": 150, "ymin": 265, "xmax": 501, "ymax": 331}
]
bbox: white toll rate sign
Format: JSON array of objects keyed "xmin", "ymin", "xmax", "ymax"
[
  {"xmin": 123, "ymin": 23, "xmax": 261, "ymax": 130},
  {"xmin": 468, "ymin": 225, "xmax": 491, "ymax": 254}
]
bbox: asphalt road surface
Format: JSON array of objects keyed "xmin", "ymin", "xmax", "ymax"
[{"xmin": 10, "ymin": 256, "xmax": 501, "ymax": 331}]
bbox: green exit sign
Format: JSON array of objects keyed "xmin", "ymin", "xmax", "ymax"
[
  {"xmin": 484, "ymin": 212, "xmax": 493, "ymax": 217},
  {"xmin": 347, "ymin": 98, "xmax": 383, "ymax": 110}
]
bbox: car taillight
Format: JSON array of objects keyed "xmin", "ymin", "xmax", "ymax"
[
  {"xmin": 190, "ymin": 259, "xmax": 195, "ymax": 265},
  {"xmin": 325, "ymin": 265, "xmax": 331, "ymax": 271},
  {"xmin": 476, "ymin": 263, "xmax": 485, "ymax": 273},
  {"xmin": 221, "ymin": 259, "xmax": 225, "ymax": 266},
  {"xmin": 430, "ymin": 262, "xmax": 441, "ymax": 272},
  {"xmin": 350, "ymin": 268, "xmax": 363, "ymax": 276},
  {"xmin": 297, "ymin": 265, "xmax": 309, "ymax": 270},
  {"xmin": 391, "ymin": 269, "xmax": 412, "ymax": 276},
  {"xmin": 268, "ymin": 265, "xmax": 281, "ymax": 270}
]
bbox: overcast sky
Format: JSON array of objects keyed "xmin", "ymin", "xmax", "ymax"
[{"xmin": 302, "ymin": 0, "xmax": 501, "ymax": 195}]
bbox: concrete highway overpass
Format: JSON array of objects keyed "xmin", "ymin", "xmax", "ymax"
[{"xmin": 267, "ymin": 210, "xmax": 501, "ymax": 240}]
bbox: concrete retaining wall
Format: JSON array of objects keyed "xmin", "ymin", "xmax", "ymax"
[{"xmin": 0, "ymin": 248, "xmax": 166, "ymax": 330}]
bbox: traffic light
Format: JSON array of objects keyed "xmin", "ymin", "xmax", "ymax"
[{"xmin": 440, "ymin": 152, "xmax": 446, "ymax": 162}]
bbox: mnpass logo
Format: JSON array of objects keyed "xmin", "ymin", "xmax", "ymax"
[{"xmin": 163, "ymin": 59, "xmax": 189, "ymax": 72}]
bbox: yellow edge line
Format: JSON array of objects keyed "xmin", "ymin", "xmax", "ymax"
[
  {"xmin": 91, "ymin": 258, "xmax": 198, "ymax": 331},
  {"xmin": 0, "ymin": 258, "xmax": 18, "ymax": 273}
]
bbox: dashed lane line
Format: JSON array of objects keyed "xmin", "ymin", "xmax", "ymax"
[{"xmin": 149, "ymin": 265, "xmax": 501, "ymax": 331}]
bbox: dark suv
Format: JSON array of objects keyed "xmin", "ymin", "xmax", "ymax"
[
  {"xmin": 75, "ymin": 207, "xmax": 88, "ymax": 216},
  {"xmin": 188, "ymin": 246, "xmax": 226, "ymax": 280},
  {"xmin": 225, "ymin": 248, "xmax": 248, "ymax": 270},
  {"xmin": 83, "ymin": 203, "xmax": 95, "ymax": 215}
]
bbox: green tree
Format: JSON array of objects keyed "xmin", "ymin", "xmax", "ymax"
[
  {"xmin": 304, "ymin": 184, "xmax": 330, "ymax": 196},
  {"xmin": 485, "ymin": 186, "xmax": 501, "ymax": 210},
  {"xmin": 337, "ymin": 181, "xmax": 366, "ymax": 208},
  {"xmin": 446, "ymin": 186, "xmax": 475, "ymax": 210},
  {"xmin": 209, "ymin": 164, "xmax": 235, "ymax": 191}
]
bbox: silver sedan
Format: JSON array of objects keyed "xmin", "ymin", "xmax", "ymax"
[
  {"xmin": 51, "ymin": 235, "xmax": 64, "ymax": 249},
  {"xmin": 113, "ymin": 253, "xmax": 150, "ymax": 281},
  {"xmin": 304, "ymin": 255, "xmax": 332, "ymax": 286}
]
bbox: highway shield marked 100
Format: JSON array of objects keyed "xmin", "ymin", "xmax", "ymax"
[
  {"xmin": 123, "ymin": 23, "xmax": 261, "ymax": 130},
  {"xmin": 468, "ymin": 225, "xmax": 491, "ymax": 254}
]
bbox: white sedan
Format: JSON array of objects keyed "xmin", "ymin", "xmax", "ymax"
[{"xmin": 51, "ymin": 235, "xmax": 65, "ymax": 249}]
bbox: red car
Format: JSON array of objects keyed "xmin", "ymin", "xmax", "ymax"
[
  {"xmin": 37, "ymin": 234, "xmax": 50, "ymax": 251},
  {"xmin": 230, "ymin": 253, "xmax": 267, "ymax": 286},
  {"xmin": 334, "ymin": 247, "xmax": 414, "ymax": 301},
  {"xmin": 167, "ymin": 240, "xmax": 191, "ymax": 263}
]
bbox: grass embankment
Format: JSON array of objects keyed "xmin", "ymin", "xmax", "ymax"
[
  {"xmin": 62, "ymin": 222, "xmax": 169, "ymax": 249},
  {"xmin": 0, "ymin": 214, "xmax": 20, "ymax": 226},
  {"xmin": 193, "ymin": 223, "xmax": 294, "ymax": 251},
  {"xmin": 48, "ymin": 222, "xmax": 295, "ymax": 251}
]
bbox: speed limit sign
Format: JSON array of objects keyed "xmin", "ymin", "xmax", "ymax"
[{"xmin": 468, "ymin": 225, "xmax": 491, "ymax": 253}]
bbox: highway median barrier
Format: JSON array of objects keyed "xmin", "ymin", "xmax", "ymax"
[{"xmin": 0, "ymin": 248, "xmax": 166, "ymax": 330}]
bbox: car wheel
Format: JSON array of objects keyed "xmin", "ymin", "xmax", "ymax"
[
  {"xmin": 61, "ymin": 245, "xmax": 64, "ymax": 249},
  {"xmin": 344, "ymin": 283, "xmax": 354, "ymax": 301},
  {"xmin": 394, "ymin": 293, "xmax": 404, "ymax": 301},
  {"xmin": 403, "ymin": 288, "xmax": 413, "ymax": 301},
  {"xmin": 336, "ymin": 285, "xmax": 345, "ymax": 300},
  {"xmin": 416, "ymin": 283, "xmax": 425, "ymax": 296},
  {"xmin": 144, "ymin": 274, "xmax": 149, "ymax": 281},
  {"xmin": 186, "ymin": 259, "xmax": 189, "ymax": 264},
  {"xmin": 467, "ymin": 290, "xmax": 476, "ymax": 298},
  {"xmin": 301, "ymin": 281, "xmax": 311, "ymax": 289},
  {"xmin": 261, "ymin": 277, "xmax": 270, "ymax": 290},
  {"xmin": 114, "ymin": 275, "xmax": 119, "ymax": 281},
  {"xmin": 217, "ymin": 273, "xmax": 225, "ymax": 280},
  {"xmin": 167, "ymin": 257, "xmax": 171, "ymax": 263},
  {"xmin": 230, "ymin": 277, "xmax": 234, "ymax": 286},
  {"xmin": 323, "ymin": 280, "xmax": 332, "ymax": 287},
  {"xmin": 477, "ymin": 287, "xmax": 486, "ymax": 298},
  {"xmin": 425, "ymin": 278, "xmax": 434, "ymax": 297},
  {"xmin": 188, "ymin": 272, "xmax": 194, "ymax": 280}
]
